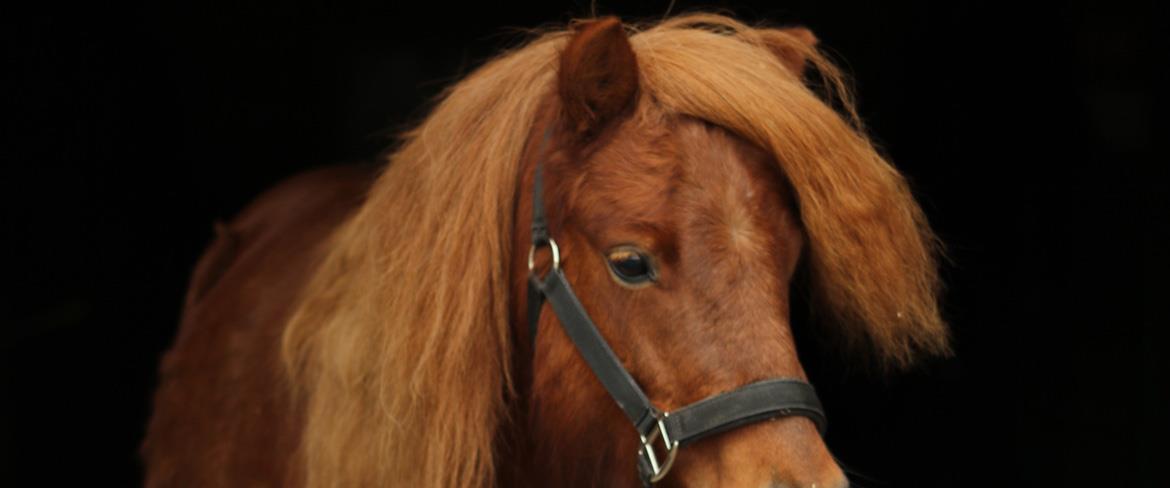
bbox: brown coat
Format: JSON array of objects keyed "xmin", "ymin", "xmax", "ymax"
[{"xmin": 142, "ymin": 165, "xmax": 373, "ymax": 487}]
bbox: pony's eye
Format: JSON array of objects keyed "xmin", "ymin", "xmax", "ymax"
[{"xmin": 605, "ymin": 246, "xmax": 656, "ymax": 286}]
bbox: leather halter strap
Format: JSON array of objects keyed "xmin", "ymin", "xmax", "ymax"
[{"xmin": 525, "ymin": 128, "xmax": 826, "ymax": 485}]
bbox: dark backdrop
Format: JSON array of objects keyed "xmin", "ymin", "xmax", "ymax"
[{"xmin": 3, "ymin": 1, "xmax": 1165, "ymax": 486}]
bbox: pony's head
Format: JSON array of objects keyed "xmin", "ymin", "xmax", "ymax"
[{"xmin": 284, "ymin": 14, "xmax": 948, "ymax": 488}]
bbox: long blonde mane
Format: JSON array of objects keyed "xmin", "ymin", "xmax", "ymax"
[{"xmin": 282, "ymin": 13, "xmax": 947, "ymax": 487}]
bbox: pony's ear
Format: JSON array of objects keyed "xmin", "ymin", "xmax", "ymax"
[
  {"xmin": 559, "ymin": 17, "xmax": 639, "ymax": 135},
  {"xmin": 763, "ymin": 27, "xmax": 819, "ymax": 77}
]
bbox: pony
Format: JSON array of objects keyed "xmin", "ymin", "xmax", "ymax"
[{"xmin": 142, "ymin": 13, "xmax": 948, "ymax": 488}]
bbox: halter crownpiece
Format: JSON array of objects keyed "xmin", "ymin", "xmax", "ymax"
[{"xmin": 525, "ymin": 127, "xmax": 828, "ymax": 486}]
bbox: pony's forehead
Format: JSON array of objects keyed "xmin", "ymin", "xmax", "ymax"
[
  {"xmin": 581, "ymin": 113, "xmax": 778, "ymax": 190},
  {"xmin": 565, "ymin": 116, "xmax": 789, "ymax": 244}
]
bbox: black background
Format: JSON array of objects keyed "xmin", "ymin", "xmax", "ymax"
[{"xmin": 3, "ymin": 1, "xmax": 1165, "ymax": 486}]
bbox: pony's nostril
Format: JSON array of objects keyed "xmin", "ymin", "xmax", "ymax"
[
  {"xmin": 768, "ymin": 479, "xmax": 849, "ymax": 488},
  {"xmin": 768, "ymin": 465, "xmax": 850, "ymax": 488}
]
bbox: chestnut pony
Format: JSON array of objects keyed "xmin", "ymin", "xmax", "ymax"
[{"xmin": 143, "ymin": 14, "xmax": 948, "ymax": 488}]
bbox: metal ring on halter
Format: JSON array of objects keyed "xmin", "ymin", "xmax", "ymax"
[
  {"xmin": 637, "ymin": 412, "xmax": 679, "ymax": 483},
  {"xmin": 527, "ymin": 238, "xmax": 560, "ymax": 275}
]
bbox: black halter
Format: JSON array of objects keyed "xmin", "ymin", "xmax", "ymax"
[{"xmin": 525, "ymin": 129, "xmax": 828, "ymax": 486}]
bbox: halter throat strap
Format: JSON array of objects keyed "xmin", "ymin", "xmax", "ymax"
[{"xmin": 525, "ymin": 131, "xmax": 826, "ymax": 486}]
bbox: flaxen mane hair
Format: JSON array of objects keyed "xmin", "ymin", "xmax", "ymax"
[{"xmin": 282, "ymin": 13, "xmax": 948, "ymax": 488}]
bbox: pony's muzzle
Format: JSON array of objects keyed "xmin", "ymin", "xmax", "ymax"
[{"xmin": 670, "ymin": 417, "xmax": 846, "ymax": 488}]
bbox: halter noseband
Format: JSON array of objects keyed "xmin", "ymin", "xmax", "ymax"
[{"xmin": 525, "ymin": 129, "xmax": 828, "ymax": 486}]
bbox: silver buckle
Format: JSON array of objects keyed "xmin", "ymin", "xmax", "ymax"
[
  {"xmin": 527, "ymin": 238, "xmax": 560, "ymax": 275},
  {"xmin": 637, "ymin": 412, "xmax": 679, "ymax": 483}
]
